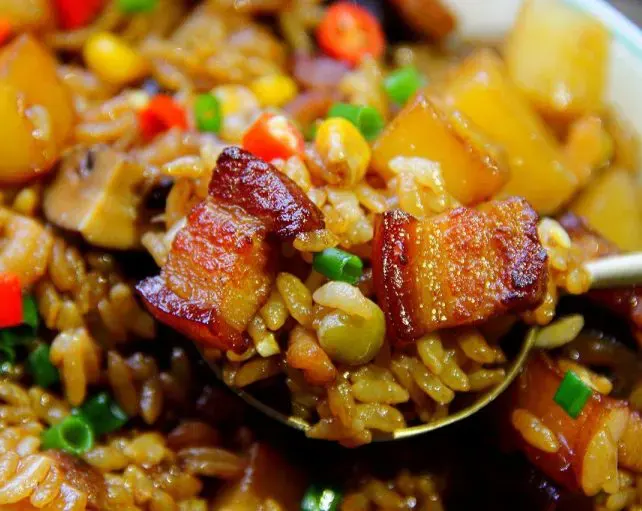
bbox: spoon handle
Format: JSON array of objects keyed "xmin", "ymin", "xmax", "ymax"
[{"xmin": 586, "ymin": 253, "xmax": 642, "ymax": 289}]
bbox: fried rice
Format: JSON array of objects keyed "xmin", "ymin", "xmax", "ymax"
[{"xmin": 0, "ymin": 0, "xmax": 641, "ymax": 509}]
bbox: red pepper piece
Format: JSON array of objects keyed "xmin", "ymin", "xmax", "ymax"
[
  {"xmin": 138, "ymin": 94, "xmax": 188, "ymax": 141},
  {"xmin": 242, "ymin": 112, "xmax": 304, "ymax": 162},
  {"xmin": 0, "ymin": 19, "xmax": 12, "ymax": 46},
  {"xmin": 316, "ymin": 2, "xmax": 385, "ymax": 67},
  {"xmin": 0, "ymin": 272, "xmax": 22, "ymax": 328},
  {"xmin": 54, "ymin": 0, "xmax": 106, "ymax": 30}
]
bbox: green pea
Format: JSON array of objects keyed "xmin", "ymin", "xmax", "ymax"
[{"xmin": 316, "ymin": 301, "xmax": 385, "ymax": 366}]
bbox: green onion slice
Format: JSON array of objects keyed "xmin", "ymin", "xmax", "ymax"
[
  {"xmin": 28, "ymin": 344, "xmax": 60, "ymax": 389},
  {"xmin": 41, "ymin": 415, "xmax": 95, "ymax": 456},
  {"xmin": 327, "ymin": 103, "xmax": 384, "ymax": 140},
  {"xmin": 301, "ymin": 484, "xmax": 343, "ymax": 511},
  {"xmin": 118, "ymin": 0, "xmax": 158, "ymax": 13},
  {"xmin": 384, "ymin": 66, "xmax": 425, "ymax": 105},
  {"xmin": 21, "ymin": 295, "xmax": 39, "ymax": 332},
  {"xmin": 74, "ymin": 392, "xmax": 128, "ymax": 437},
  {"xmin": 554, "ymin": 370, "xmax": 592, "ymax": 419},
  {"xmin": 194, "ymin": 93, "xmax": 222, "ymax": 134},
  {"xmin": 0, "ymin": 341, "xmax": 15, "ymax": 365},
  {"xmin": 313, "ymin": 248, "xmax": 363, "ymax": 285}
]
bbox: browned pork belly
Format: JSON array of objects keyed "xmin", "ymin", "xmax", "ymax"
[
  {"xmin": 559, "ymin": 213, "xmax": 642, "ymax": 344},
  {"xmin": 209, "ymin": 146, "xmax": 324, "ymax": 240},
  {"xmin": 510, "ymin": 354, "xmax": 641, "ymax": 495},
  {"xmin": 373, "ymin": 197, "xmax": 548, "ymax": 344},
  {"xmin": 137, "ymin": 147, "xmax": 324, "ymax": 353}
]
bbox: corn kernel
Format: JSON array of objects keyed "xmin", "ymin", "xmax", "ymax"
[
  {"xmin": 211, "ymin": 85, "xmax": 259, "ymax": 116},
  {"xmin": 83, "ymin": 32, "xmax": 149, "ymax": 86},
  {"xmin": 315, "ymin": 117, "xmax": 371, "ymax": 186},
  {"xmin": 250, "ymin": 74, "xmax": 298, "ymax": 108},
  {"xmin": 127, "ymin": 90, "xmax": 150, "ymax": 111}
]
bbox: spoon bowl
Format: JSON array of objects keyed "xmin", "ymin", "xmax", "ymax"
[{"xmin": 198, "ymin": 253, "xmax": 642, "ymax": 441}]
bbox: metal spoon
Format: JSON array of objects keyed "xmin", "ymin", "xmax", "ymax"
[{"xmin": 199, "ymin": 253, "xmax": 642, "ymax": 440}]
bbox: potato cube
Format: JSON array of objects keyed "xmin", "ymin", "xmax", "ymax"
[
  {"xmin": 506, "ymin": 0, "xmax": 609, "ymax": 121},
  {"xmin": 442, "ymin": 49, "xmax": 577, "ymax": 214},
  {"xmin": 0, "ymin": 35, "xmax": 74, "ymax": 184},
  {"xmin": 372, "ymin": 92, "xmax": 509, "ymax": 206},
  {"xmin": 571, "ymin": 168, "xmax": 642, "ymax": 252}
]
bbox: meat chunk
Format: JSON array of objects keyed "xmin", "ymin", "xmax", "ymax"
[
  {"xmin": 619, "ymin": 411, "xmax": 642, "ymax": 473},
  {"xmin": 45, "ymin": 451, "xmax": 106, "ymax": 510},
  {"xmin": 387, "ymin": 0, "xmax": 456, "ymax": 41},
  {"xmin": 559, "ymin": 213, "xmax": 642, "ymax": 342},
  {"xmin": 138, "ymin": 200, "xmax": 274, "ymax": 353},
  {"xmin": 373, "ymin": 197, "xmax": 548, "ymax": 344},
  {"xmin": 138, "ymin": 147, "xmax": 324, "ymax": 352},
  {"xmin": 210, "ymin": 146, "xmax": 324, "ymax": 240},
  {"xmin": 211, "ymin": 443, "xmax": 307, "ymax": 509},
  {"xmin": 510, "ymin": 354, "xmax": 630, "ymax": 495}
]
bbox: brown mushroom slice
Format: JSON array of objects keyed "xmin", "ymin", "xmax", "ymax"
[{"xmin": 43, "ymin": 146, "xmax": 147, "ymax": 250}]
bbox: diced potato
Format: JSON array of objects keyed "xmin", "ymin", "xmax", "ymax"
[
  {"xmin": 441, "ymin": 49, "xmax": 577, "ymax": 214},
  {"xmin": 564, "ymin": 115, "xmax": 613, "ymax": 186},
  {"xmin": 571, "ymin": 167, "xmax": 642, "ymax": 252},
  {"xmin": 372, "ymin": 92, "xmax": 509, "ymax": 206},
  {"xmin": 506, "ymin": 0, "xmax": 609, "ymax": 121},
  {"xmin": 211, "ymin": 443, "xmax": 307, "ymax": 510},
  {"xmin": 0, "ymin": 84, "xmax": 46, "ymax": 179},
  {"xmin": 0, "ymin": 0, "xmax": 54, "ymax": 31},
  {"xmin": 0, "ymin": 34, "xmax": 74, "ymax": 184},
  {"xmin": 605, "ymin": 111, "xmax": 640, "ymax": 172}
]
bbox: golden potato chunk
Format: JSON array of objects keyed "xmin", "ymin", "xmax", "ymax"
[
  {"xmin": 442, "ymin": 49, "xmax": 577, "ymax": 214},
  {"xmin": 506, "ymin": 0, "xmax": 609, "ymax": 121},
  {"xmin": 0, "ymin": 0, "xmax": 54, "ymax": 31},
  {"xmin": 372, "ymin": 92, "xmax": 508, "ymax": 206},
  {"xmin": 0, "ymin": 35, "xmax": 74, "ymax": 184},
  {"xmin": 570, "ymin": 167, "xmax": 642, "ymax": 251}
]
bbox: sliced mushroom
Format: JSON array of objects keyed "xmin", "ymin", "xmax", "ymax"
[{"xmin": 44, "ymin": 145, "xmax": 148, "ymax": 250}]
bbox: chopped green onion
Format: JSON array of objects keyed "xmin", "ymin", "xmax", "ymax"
[
  {"xmin": 74, "ymin": 392, "xmax": 128, "ymax": 437},
  {"xmin": 21, "ymin": 295, "xmax": 39, "ymax": 332},
  {"xmin": 194, "ymin": 93, "xmax": 222, "ymax": 134},
  {"xmin": 384, "ymin": 66, "xmax": 425, "ymax": 105},
  {"xmin": 301, "ymin": 484, "xmax": 343, "ymax": 511},
  {"xmin": 0, "ymin": 341, "xmax": 15, "ymax": 365},
  {"xmin": 305, "ymin": 120, "xmax": 320, "ymax": 142},
  {"xmin": 554, "ymin": 371, "xmax": 592, "ymax": 419},
  {"xmin": 118, "ymin": 0, "xmax": 158, "ymax": 13},
  {"xmin": 28, "ymin": 344, "xmax": 60, "ymax": 389},
  {"xmin": 41, "ymin": 415, "xmax": 94, "ymax": 456},
  {"xmin": 313, "ymin": 248, "xmax": 363, "ymax": 285},
  {"xmin": 327, "ymin": 103, "xmax": 384, "ymax": 140}
]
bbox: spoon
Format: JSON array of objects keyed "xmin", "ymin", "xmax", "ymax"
[{"xmin": 198, "ymin": 253, "xmax": 642, "ymax": 440}]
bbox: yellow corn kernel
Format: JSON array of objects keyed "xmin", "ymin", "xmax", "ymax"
[
  {"xmin": 315, "ymin": 118, "xmax": 371, "ymax": 186},
  {"xmin": 211, "ymin": 85, "xmax": 259, "ymax": 116},
  {"xmin": 127, "ymin": 90, "xmax": 150, "ymax": 111},
  {"xmin": 83, "ymin": 33, "xmax": 148, "ymax": 86},
  {"xmin": 250, "ymin": 74, "xmax": 298, "ymax": 108}
]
